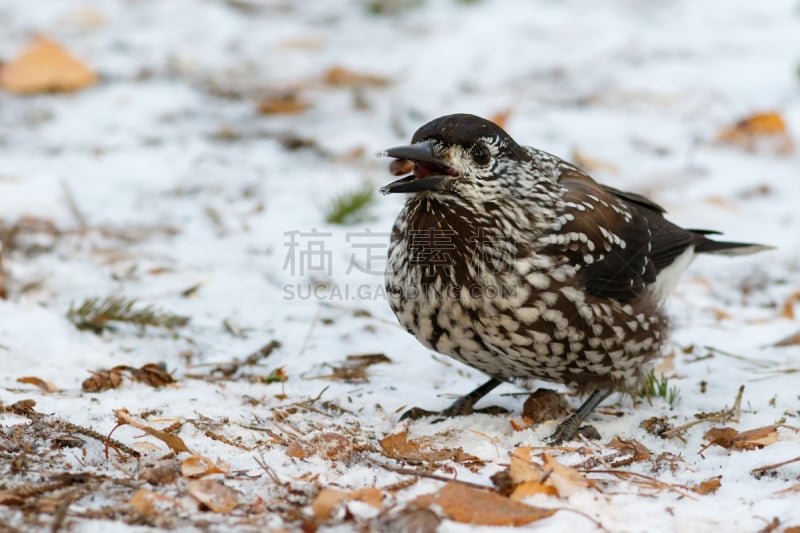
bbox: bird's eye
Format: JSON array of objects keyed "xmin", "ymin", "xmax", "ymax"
[{"xmin": 471, "ymin": 145, "xmax": 491, "ymax": 166}]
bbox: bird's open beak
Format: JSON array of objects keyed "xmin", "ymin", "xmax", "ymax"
[
  {"xmin": 382, "ymin": 141, "xmax": 440, "ymax": 164},
  {"xmin": 379, "ymin": 141, "xmax": 454, "ymax": 195}
]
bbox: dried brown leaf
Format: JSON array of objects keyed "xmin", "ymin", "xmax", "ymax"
[
  {"xmin": 781, "ymin": 290, "xmax": 800, "ymax": 319},
  {"xmin": 703, "ymin": 424, "xmax": 780, "ymax": 451},
  {"xmin": 256, "ymin": 93, "xmax": 311, "ymax": 115},
  {"xmin": 0, "ymin": 491, "xmax": 25, "ymax": 506},
  {"xmin": 508, "ymin": 447, "xmax": 543, "ymax": 485},
  {"xmin": 775, "ymin": 483, "xmax": 800, "ymax": 496},
  {"xmin": 379, "ymin": 431, "xmax": 481, "ymax": 464},
  {"xmin": 286, "ymin": 432, "xmax": 354, "ymax": 462},
  {"xmin": 691, "ymin": 477, "xmax": 722, "ymax": 495},
  {"xmin": 131, "ymin": 363, "xmax": 175, "ymax": 387},
  {"xmin": 181, "ymin": 455, "xmax": 227, "ymax": 478},
  {"xmin": 0, "ymin": 36, "xmax": 97, "ymax": 93},
  {"xmin": 312, "ymin": 488, "xmax": 350, "ymax": 520},
  {"xmin": 489, "ymin": 109, "xmax": 512, "ymax": 129},
  {"xmin": 773, "ymin": 331, "xmax": 800, "ymax": 347},
  {"xmin": 540, "ymin": 453, "xmax": 592, "ymax": 496},
  {"xmin": 606, "ymin": 437, "xmax": 651, "ymax": 466},
  {"xmin": 510, "ymin": 481, "xmax": 559, "ymax": 500},
  {"xmin": 186, "ymin": 479, "xmax": 239, "ymax": 513},
  {"xmin": 375, "ymin": 507, "xmax": 441, "ymax": 533},
  {"xmin": 82, "ymin": 367, "xmax": 125, "ymax": 392},
  {"xmin": 17, "ymin": 376, "xmax": 60, "ymax": 393},
  {"xmin": 113, "ymin": 408, "xmax": 191, "ymax": 454},
  {"xmin": 129, "ymin": 489, "xmax": 181, "ymax": 516},
  {"xmin": 323, "ymin": 66, "xmax": 389, "ymax": 88},
  {"xmin": 312, "ymin": 487, "xmax": 383, "ymax": 521},
  {"xmin": 414, "ymin": 482, "xmax": 556, "ymax": 526}
]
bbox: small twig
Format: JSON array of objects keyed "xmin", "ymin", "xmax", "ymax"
[
  {"xmin": 703, "ymin": 346, "xmax": 776, "ymax": 368},
  {"xmin": 661, "ymin": 385, "xmax": 744, "ymax": 438},
  {"xmin": 751, "ymin": 455, "xmax": 800, "ymax": 474},
  {"xmin": 375, "ymin": 462, "xmax": 493, "ymax": 491},
  {"xmin": 204, "ymin": 430, "xmax": 252, "ymax": 451},
  {"xmin": 584, "ymin": 469, "xmax": 696, "ymax": 500}
]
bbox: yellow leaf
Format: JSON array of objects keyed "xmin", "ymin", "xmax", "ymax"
[{"xmin": 1, "ymin": 36, "xmax": 97, "ymax": 94}]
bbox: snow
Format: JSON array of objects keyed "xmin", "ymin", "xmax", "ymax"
[{"xmin": 1, "ymin": 0, "xmax": 799, "ymax": 531}]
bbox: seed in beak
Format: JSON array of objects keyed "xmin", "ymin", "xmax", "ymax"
[{"xmin": 389, "ymin": 158, "xmax": 415, "ymax": 176}]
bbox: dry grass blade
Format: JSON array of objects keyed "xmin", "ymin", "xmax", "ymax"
[
  {"xmin": 752, "ymin": 455, "xmax": 800, "ymax": 474},
  {"xmin": 662, "ymin": 385, "xmax": 745, "ymax": 438}
]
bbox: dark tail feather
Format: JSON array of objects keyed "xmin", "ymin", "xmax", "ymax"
[{"xmin": 692, "ymin": 231, "xmax": 775, "ymax": 256}]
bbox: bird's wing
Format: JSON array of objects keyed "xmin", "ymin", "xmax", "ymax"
[{"xmin": 548, "ymin": 168, "xmax": 697, "ymax": 301}]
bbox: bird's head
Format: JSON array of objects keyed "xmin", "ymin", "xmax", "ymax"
[{"xmin": 380, "ymin": 114, "xmax": 535, "ymax": 201}]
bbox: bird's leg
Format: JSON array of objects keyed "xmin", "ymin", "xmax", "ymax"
[
  {"xmin": 547, "ymin": 389, "xmax": 612, "ymax": 444},
  {"xmin": 400, "ymin": 378, "xmax": 504, "ymax": 421}
]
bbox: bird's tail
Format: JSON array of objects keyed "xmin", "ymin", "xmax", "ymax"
[{"xmin": 691, "ymin": 230, "xmax": 775, "ymax": 256}]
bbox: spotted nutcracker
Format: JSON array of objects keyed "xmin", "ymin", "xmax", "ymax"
[{"xmin": 380, "ymin": 113, "xmax": 770, "ymax": 443}]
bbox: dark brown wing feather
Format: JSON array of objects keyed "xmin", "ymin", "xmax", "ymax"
[{"xmin": 553, "ymin": 169, "xmax": 702, "ymax": 302}]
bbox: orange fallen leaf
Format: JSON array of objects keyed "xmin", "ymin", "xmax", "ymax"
[
  {"xmin": 1, "ymin": 36, "xmax": 97, "ymax": 94},
  {"xmin": 323, "ymin": 66, "xmax": 389, "ymax": 88},
  {"xmin": 186, "ymin": 479, "xmax": 239, "ymax": 513},
  {"xmin": 510, "ymin": 480, "xmax": 558, "ymax": 500},
  {"xmin": 691, "ymin": 477, "xmax": 722, "ymax": 495},
  {"xmin": 16, "ymin": 376, "xmax": 60, "ymax": 393},
  {"xmin": 312, "ymin": 487, "xmax": 383, "ymax": 520},
  {"xmin": 540, "ymin": 453, "xmax": 592, "ymax": 496},
  {"xmin": 129, "ymin": 489, "xmax": 182, "ymax": 516},
  {"xmin": 112, "ymin": 408, "xmax": 191, "ymax": 454},
  {"xmin": 781, "ymin": 290, "xmax": 800, "ymax": 320},
  {"xmin": 181, "ymin": 455, "xmax": 227, "ymax": 478},
  {"xmin": 379, "ymin": 430, "xmax": 481, "ymax": 464},
  {"xmin": 414, "ymin": 482, "xmax": 556, "ymax": 526},
  {"xmin": 718, "ymin": 112, "xmax": 787, "ymax": 138},
  {"xmin": 509, "ymin": 418, "xmax": 533, "ymax": 432},
  {"xmin": 508, "ymin": 447, "xmax": 542, "ymax": 484},
  {"xmin": 256, "ymin": 93, "xmax": 310, "ymax": 115},
  {"xmin": 716, "ymin": 111, "xmax": 794, "ymax": 154},
  {"xmin": 711, "ymin": 307, "xmax": 732, "ymax": 320},
  {"xmin": 312, "ymin": 488, "xmax": 350, "ymax": 520},
  {"xmin": 489, "ymin": 109, "xmax": 512, "ymax": 130}
]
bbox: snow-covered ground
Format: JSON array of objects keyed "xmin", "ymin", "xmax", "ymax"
[{"xmin": 1, "ymin": 1, "xmax": 799, "ymax": 531}]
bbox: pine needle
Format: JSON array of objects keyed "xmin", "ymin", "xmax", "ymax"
[
  {"xmin": 67, "ymin": 296, "xmax": 190, "ymax": 334},
  {"xmin": 324, "ymin": 187, "xmax": 376, "ymax": 225}
]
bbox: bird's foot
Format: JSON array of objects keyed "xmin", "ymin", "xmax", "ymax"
[{"xmin": 546, "ymin": 418, "xmax": 601, "ymax": 445}]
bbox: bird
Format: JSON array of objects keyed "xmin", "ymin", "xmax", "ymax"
[{"xmin": 380, "ymin": 113, "xmax": 770, "ymax": 443}]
